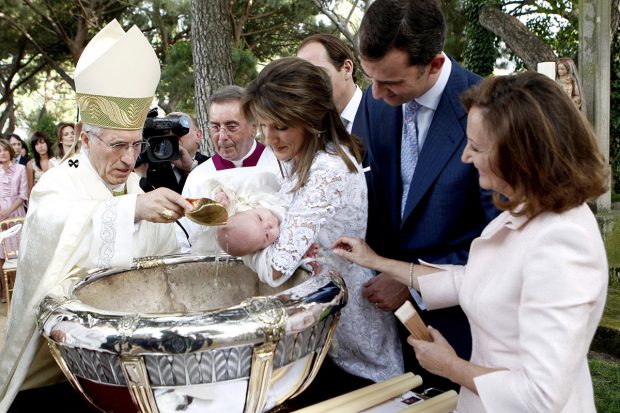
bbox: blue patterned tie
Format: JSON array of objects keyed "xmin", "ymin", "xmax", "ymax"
[{"xmin": 401, "ymin": 100, "xmax": 421, "ymax": 218}]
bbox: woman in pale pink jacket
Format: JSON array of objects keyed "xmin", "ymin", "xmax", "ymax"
[
  {"xmin": 334, "ymin": 72, "xmax": 608, "ymax": 413},
  {"xmin": 0, "ymin": 138, "xmax": 27, "ymax": 301}
]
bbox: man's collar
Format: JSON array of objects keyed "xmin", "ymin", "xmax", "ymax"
[
  {"xmin": 231, "ymin": 139, "xmax": 257, "ymax": 167},
  {"xmin": 341, "ymin": 86, "xmax": 363, "ymax": 125},
  {"xmin": 415, "ymin": 52, "xmax": 452, "ymax": 111}
]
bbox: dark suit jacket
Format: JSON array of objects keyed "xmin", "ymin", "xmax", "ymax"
[
  {"xmin": 195, "ymin": 151, "xmax": 209, "ymax": 165},
  {"xmin": 16, "ymin": 155, "xmax": 30, "ymax": 166},
  {"xmin": 352, "ymin": 60, "xmax": 499, "ymax": 372},
  {"xmin": 141, "ymin": 153, "xmax": 210, "ymax": 194}
]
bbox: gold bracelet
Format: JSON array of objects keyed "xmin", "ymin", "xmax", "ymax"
[{"xmin": 409, "ymin": 262, "xmax": 414, "ymax": 288}]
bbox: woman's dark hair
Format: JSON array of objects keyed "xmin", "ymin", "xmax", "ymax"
[
  {"xmin": 30, "ymin": 131, "xmax": 53, "ymax": 169},
  {"xmin": 461, "ymin": 71, "xmax": 608, "ymax": 216},
  {"xmin": 242, "ymin": 57, "xmax": 363, "ymax": 191}
]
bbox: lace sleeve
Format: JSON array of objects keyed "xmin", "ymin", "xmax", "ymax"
[{"xmin": 270, "ymin": 155, "xmax": 348, "ymax": 278}]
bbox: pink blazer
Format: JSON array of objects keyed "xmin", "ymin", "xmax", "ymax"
[{"xmin": 419, "ymin": 203, "xmax": 607, "ymax": 413}]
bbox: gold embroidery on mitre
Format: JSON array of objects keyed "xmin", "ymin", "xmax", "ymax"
[{"xmin": 77, "ymin": 93, "xmax": 152, "ymax": 130}]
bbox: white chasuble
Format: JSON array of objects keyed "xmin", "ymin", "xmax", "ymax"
[{"xmin": 0, "ymin": 153, "xmax": 179, "ymax": 411}]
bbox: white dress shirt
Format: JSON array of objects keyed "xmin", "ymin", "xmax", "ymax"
[{"xmin": 341, "ymin": 86, "xmax": 363, "ymax": 133}]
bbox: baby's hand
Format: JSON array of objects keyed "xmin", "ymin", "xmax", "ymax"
[
  {"xmin": 303, "ymin": 243, "xmax": 321, "ymax": 274},
  {"xmin": 214, "ymin": 191, "xmax": 229, "ymax": 207},
  {"xmin": 303, "ymin": 243, "xmax": 319, "ymax": 259}
]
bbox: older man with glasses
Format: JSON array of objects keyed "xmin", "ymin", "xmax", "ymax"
[
  {"xmin": 176, "ymin": 85, "xmax": 278, "ymax": 252},
  {"xmin": 0, "ymin": 20, "xmax": 191, "ymax": 412}
]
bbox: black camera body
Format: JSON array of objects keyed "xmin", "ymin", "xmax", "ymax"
[{"xmin": 142, "ymin": 108, "xmax": 190, "ymax": 163}]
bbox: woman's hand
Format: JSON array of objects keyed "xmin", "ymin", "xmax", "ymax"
[
  {"xmin": 332, "ymin": 236, "xmax": 381, "ymax": 269},
  {"xmin": 408, "ymin": 326, "xmax": 460, "ymax": 379},
  {"xmin": 409, "ymin": 327, "xmax": 503, "ymax": 395}
]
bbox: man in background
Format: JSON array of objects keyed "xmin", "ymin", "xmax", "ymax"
[
  {"xmin": 140, "ymin": 112, "xmax": 208, "ymax": 193},
  {"xmin": 8, "ymin": 134, "xmax": 30, "ymax": 166},
  {"xmin": 297, "ymin": 34, "xmax": 362, "ymax": 133},
  {"xmin": 176, "ymin": 85, "xmax": 278, "ymax": 251}
]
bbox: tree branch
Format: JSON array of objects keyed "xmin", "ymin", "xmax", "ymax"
[
  {"xmin": 479, "ymin": 6, "xmax": 556, "ymax": 70},
  {"xmin": 0, "ymin": 12, "xmax": 75, "ymax": 89}
]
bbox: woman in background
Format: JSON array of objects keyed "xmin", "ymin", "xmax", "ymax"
[
  {"xmin": 334, "ymin": 72, "xmax": 608, "ymax": 412},
  {"xmin": 0, "ymin": 138, "xmax": 27, "ymax": 301},
  {"xmin": 26, "ymin": 131, "xmax": 54, "ymax": 197},
  {"xmin": 52, "ymin": 122, "xmax": 76, "ymax": 165}
]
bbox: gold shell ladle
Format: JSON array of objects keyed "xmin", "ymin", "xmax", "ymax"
[{"xmin": 185, "ymin": 198, "xmax": 228, "ymax": 226}]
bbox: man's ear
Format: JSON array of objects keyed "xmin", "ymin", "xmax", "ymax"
[
  {"xmin": 342, "ymin": 59, "xmax": 354, "ymax": 80},
  {"xmin": 79, "ymin": 131, "xmax": 90, "ymax": 149},
  {"xmin": 428, "ymin": 54, "xmax": 445, "ymax": 75}
]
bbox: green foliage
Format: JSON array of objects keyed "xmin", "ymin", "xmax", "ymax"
[
  {"xmin": 232, "ymin": 47, "xmax": 258, "ymax": 87},
  {"xmin": 463, "ymin": 0, "xmax": 499, "ymax": 76},
  {"xmin": 441, "ymin": 0, "xmax": 467, "ymax": 62},
  {"xmin": 32, "ymin": 112, "xmax": 58, "ymax": 145},
  {"xmin": 590, "ymin": 352, "xmax": 620, "ymax": 412},
  {"xmin": 231, "ymin": 0, "xmax": 323, "ymax": 62},
  {"xmin": 158, "ymin": 40, "xmax": 195, "ymax": 114},
  {"xmin": 611, "ymin": 33, "xmax": 620, "ymax": 194}
]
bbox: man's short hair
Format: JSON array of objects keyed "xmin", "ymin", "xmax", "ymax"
[
  {"xmin": 298, "ymin": 34, "xmax": 357, "ymax": 83},
  {"xmin": 7, "ymin": 134, "xmax": 24, "ymax": 148},
  {"xmin": 208, "ymin": 85, "xmax": 245, "ymax": 106},
  {"xmin": 359, "ymin": 0, "xmax": 446, "ymax": 67}
]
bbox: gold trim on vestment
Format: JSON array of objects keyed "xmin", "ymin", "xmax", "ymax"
[{"xmin": 77, "ymin": 93, "xmax": 152, "ymax": 130}]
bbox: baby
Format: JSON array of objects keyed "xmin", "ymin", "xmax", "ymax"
[
  {"xmin": 190, "ymin": 169, "xmax": 287, "ymax": 256},
  {"xmin": 215, "ymin": 203, "xmax": 280, "ymax": 256}
]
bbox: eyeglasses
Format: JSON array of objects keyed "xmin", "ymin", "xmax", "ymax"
[
  {"xmin": 209, "ymin": 123, "xmax": 241, "ymax": 135},
  {"xmin": 91, "ymin": 133, "xmax": 148, "ymax": 154}
]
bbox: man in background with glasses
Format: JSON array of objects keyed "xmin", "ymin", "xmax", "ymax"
[
  {"xmin": 0, "ymin": 20, "xmax": 191, "ymax": 411},
  {"xmin": 176, "ymin": 85, "xmax": 278, "ymax": 252}
]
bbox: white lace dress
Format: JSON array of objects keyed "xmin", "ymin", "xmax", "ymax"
[{"xmin": 248, "ymin": 146, "xmax": 403, "ymax": 382}]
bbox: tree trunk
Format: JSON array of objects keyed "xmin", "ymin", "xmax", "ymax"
[
  {"xmin": 191, "ymin": 0, "xmax": 234, "ymax": 155},
  {"xmin": 479, "ymin": 6, "xmax": 557, "ymax": 70},
  {"xmin": 612, "ymin": 0, "xmax": 620, "ymax": 38}
]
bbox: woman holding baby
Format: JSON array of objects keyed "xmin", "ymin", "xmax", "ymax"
[{"xmin": 240, "ymin": 57, "xmax": 403, "ymax": 404}]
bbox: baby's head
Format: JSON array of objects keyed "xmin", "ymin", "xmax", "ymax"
[{"xmin": 216, "ymin": 207, "xmax": 280, "ymax": 256}]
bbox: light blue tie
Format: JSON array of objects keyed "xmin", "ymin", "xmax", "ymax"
[{"xmin": 401, "ymin": 100, "xmax": 421, "ymax": 218}]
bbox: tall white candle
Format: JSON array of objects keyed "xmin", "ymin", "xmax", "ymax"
[{"xmin": 537, "ymin": 61, "xmax": 557, "ymax": 80}]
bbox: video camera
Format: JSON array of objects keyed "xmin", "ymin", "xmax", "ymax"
[{"xmin": 142, "ymin": 108, "xmax": 190, "ymax": 163}]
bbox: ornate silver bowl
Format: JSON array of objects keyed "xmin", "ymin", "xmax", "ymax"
[{"xmin": 37, "ymin": 254, "xmax": 346, "ymax": 413}]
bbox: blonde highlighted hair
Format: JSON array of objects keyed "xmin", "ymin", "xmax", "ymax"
[{"xmin": 242, "ymin": 57, "xmax": 363, "ymax": 191}]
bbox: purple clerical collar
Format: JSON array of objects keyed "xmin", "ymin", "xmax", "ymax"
[{"xmin": 212, "ymin": 141, "xmax": 266, "ymax": 171}]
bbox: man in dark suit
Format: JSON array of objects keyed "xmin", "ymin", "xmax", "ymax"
[
  {"xmin": 141, "ymin": 113, "xmax": 208, "ymax": 193},
  {"xmin": 297, "ymin": 34, "xmax": 362, "ymax": 133},
  {"xmin": 352, "ymin": 0, "xmax": 499, "ymax": 390},
  {"xmin": 8, "ymin": 134, "xmax": 30, "ymax": 166}
]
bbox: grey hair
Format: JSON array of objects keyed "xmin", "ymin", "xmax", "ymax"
[
  {"xmin": 208, "ymin": 85, "xmax": 245, "ymax": 106},
  {"xmin": 82, "ymin": 123, "xmax": 103, "ymax": 138}
]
